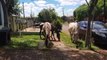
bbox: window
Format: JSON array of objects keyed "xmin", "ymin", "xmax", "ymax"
[
  {"xmin": 0, "ymin": 3, "xmax": 2, "ymax": 25},
  {"xmin": 0, "ymin": 1, "xmax": 4, "ymax": 29}
]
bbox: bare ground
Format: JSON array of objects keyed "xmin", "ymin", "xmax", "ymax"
[
  {"xmin": 0, "ymin": 42, "xmax": 107, "ymax": 60},
  {"xmin": 0, "ymin": 24, "xmax": 107, "ymax": 60}
]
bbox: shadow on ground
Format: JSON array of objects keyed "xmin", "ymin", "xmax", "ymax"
[{"xmin": 0, "ymin": 48, "xmax": 107, "ymax": 60}]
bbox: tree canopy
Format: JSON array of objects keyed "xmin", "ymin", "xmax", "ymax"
[
  {"xmin": 38, "ymin": 8, "xmax": 63, "ymax": 30},
  {"xmin": 74, "ymin": 4, "xmax": 88, "ymax": 21},
  {"xmin": 6, "ymin": 0, "xmax": 21, "ymax": 15},
  {"xmin": 38, "ymin": 8, "xmax": 58, "ymax": 22},
  {"xmin": 74, "ymin": 0, "xmax": 107, "ymax": 21}
]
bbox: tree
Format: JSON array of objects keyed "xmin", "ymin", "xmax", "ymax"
[
  {"xmin": 96, "ymin": 0, "xmax": 107, "ymax": 21},
  {"xmin": 6, "ymin": 0, "xmax": 21, "ymax": 15},
  {"xmin": 38, "ymin": 8, "xmax": 63, "ymax": 27},
  {"xmin": 74, "ymin": 0, "xmax": 107, "ymax": 22},
  {"xmin": 38, "ymin": 8, "xmax": 58, "ymax": 22},
  {"xmin": 85, "ymin": 0, "xmax": 98, "ymax": 49},
  {"xmin": 74, "ymin": 0, "xmax": 99, "ymax": 49},
  {"xmin": 74, "ymin": 4, "xmax": 88, "ymax": 21}
]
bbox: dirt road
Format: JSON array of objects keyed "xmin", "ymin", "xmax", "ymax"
[{"xmin": 62, "ymin": 22, "xmax": 69, "ymax": 35}]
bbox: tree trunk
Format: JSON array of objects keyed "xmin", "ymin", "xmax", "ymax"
[
  {"xmin": 85, "ymin": 0, "xmax": 98, "ymax": 49},
  {"xmin": 104, "ymin": 0, "xmax": 106, "ymax": 22},
  {"xmin": 85, "ymin": 16, "xmax": 91, "ymax": 48}
]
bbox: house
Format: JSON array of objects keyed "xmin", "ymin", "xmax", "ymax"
[
  {"xmin": 62, "ymin": 16, "xmax": 74, "ymax": 22},
  {"xmin": 9, "ymin": 15, "xmax": 24, "ymax": 32},
  {"xmin": 0, "ymin": 0, "xmax": 10, "ymax": 45}
]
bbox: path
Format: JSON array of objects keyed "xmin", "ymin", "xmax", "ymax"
[
  {"xmin": 22, "ymin": 27, "xmax": 40, "ymax": 32},
  {"xmin": 62, "ymin": 22, "xmax": 69, "ymax": 35}
]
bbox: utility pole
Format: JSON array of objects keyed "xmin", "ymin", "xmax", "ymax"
[
  {"xmin": 62, "ymin": 7, "xmax": 65, "ymax": 21},
  {"xmin": 22, "ymin": 2, "xmax": 25, "ymax": 18},
  {"xmin": 22, "ymin": 2, "xmax": 27, "ymax": 32},
  {"xmin": 30, "ymin": 6, "xmax": 32, "ymax": 18},
  {"xmin": 62, "ymin": 7, "xmax": 65, "ymax": 16}
]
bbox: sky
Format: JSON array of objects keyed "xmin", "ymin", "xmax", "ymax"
[{"xmin": 19, "ymin": 0, "xmax": 90, "ymax": 17}]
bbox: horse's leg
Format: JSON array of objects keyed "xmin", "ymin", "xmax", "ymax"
[
  {"xmin": 74, "ymin": 34, "xmax": 77, "ymax": 43},
  {"xmin": 69, "ymin": 32, "xmax": 74, "ymax": 43},
  {"xmin": 39, "ymin": 25, "xmax": 42, "ymax": 39},
  {"xmin": 56, "ymin": 31, "xmax": 60, "ymax": 41},
  {"xmin": 40, "ymin": 30, "xmax": 42, "ymax": 39},
  {"xmin": 42, "ymin": 31, "xmax": 46, "ymax": 40},
  {"xmin": 45, "ymin": 34, "xmax": 50, "ymax": 48},
  {"xmin": 72, "ymin": 34, "xmax": 75, "ymax": 43},
  {"xmin": 44, "ymin": 30, "xmax": 48, "ymax": 48},
  {"xmin": 74, "ymin": 33, "xmax": 81, "ymax": 48},
  {"xmin": 73, "ymin": 33, "xmax": 78, "ymax": 44},
  {"xmin": 51, "ymin": 30, "xmax": 55, "ymax": 40},
  {"xmin": 45, "ymin": 36, "xmax": 48, "ymax": 48},
  {"xmin": 49, "ymin": 31, "xmax": 52, "ymax": 41},
  {"xmin": 50, "ymin": 31, "xmax": 53, "ymax": 40}
]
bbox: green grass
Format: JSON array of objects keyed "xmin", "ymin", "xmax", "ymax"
[
  {"xmin": 4, "ymin": 32, "xmax": 100, "ymax": 50},
  {"xmin": 61, "ymin": 32, "xmax": 76, "ymax": 48},
  {"xmin": 61, "ymin": 32, "xmax": 100, "ymax": 50},
  {"xmin": 5, "ymin": 34, "xmax": 42, "ymax": 49}
]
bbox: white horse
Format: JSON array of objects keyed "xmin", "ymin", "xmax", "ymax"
[
  {"xmin": 40, "ymin": 22, "xmax": 55, "ymax": 40},
  {"xmin": 68, "ymin": 22, "xmax": 79, "ymax": 43},
  {"xmin": 42, "ymin": 22, "xmax": 53, "ymax": 48}
]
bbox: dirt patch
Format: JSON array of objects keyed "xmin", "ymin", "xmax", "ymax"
[
  {"xmin": 62, "ymin": 22, "xmax": 69, "ymax": 35},
  {"xmin": 22, "ymin": 27, "xmax": 40, "ymax": 32},
  {"xmin": 0, "ymin": 42, "xmax": 107, "ymax": 60}
]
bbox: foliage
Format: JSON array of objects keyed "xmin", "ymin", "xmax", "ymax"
[
  {"xmin": 6, "ymin": 0, "xmax": 21, "ymax": 15},
  {"xmin": 48, "ymin": 17, "xmax": 62, "ymax": 34},
  {"xmin": 96, "ymin": 0, "xmax": 107, "ymax": 16},
  {"xmin": 74, "ymin": 0, "xmax": 107, "ymax": 21},
  {"xmin": 38, "ymin": 8, "xmax": 57, "ymax": 22},
  {"xmin": 74, "ymin": 4, "xmax": 88, "ymax": 21},
  {"xmin": 38, "ymin": 8, "xmax": 63, "ymax": 30}
]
